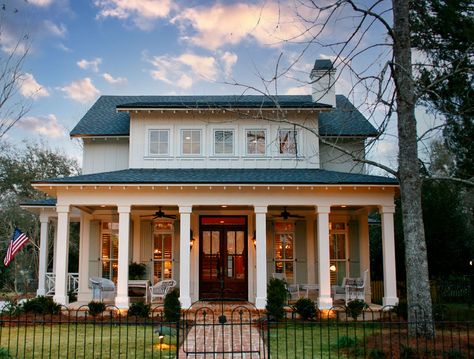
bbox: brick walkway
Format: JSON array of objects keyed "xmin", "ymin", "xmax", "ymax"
[{"xmin": 178, "ymin": 302, "xmax": 266, "ymax": 358}]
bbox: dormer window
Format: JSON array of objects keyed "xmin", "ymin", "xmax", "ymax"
[
  {"xmin": 246, "ymin": 130, "xmax": 266, "ymax": 155},
  {"xmin": 182, "ymin": 129, "xmax": 201, "ymax": 155},
  {"xmin": 214, "ymin": 130, "xmax": 234, "ymax": 155},
  {"xmin": 149, "ymin": 129, "xmax": 169, "ymax": 156},
  {"xmin": 278, "ymin": 129, "xmax": 297, "ymax": 155}
]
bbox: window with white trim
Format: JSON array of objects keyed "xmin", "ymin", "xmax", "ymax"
[
  {"xmin": 274, "ymin": 222, "xmax": 295, "ymax": 283},
  {"xmin": 278, "ymin": 129, "xmax": 297, "ymax": 155},
  {"xmin": 246, "ymin": 130, "xmax": 266, "ymax": 155},
  {"xmin": 152, "ymin": 221, "xmax": 174, "ymax": 284},
  {"xmin": 214, "ymin": 130, "xmax": 234, "ymax": 155},
  {"xmin": 182, "ymin": 129, "xmax": 201, "ymax": 155},
  {"xmin": 101, "ymin": 221, "xmax": 119, "ymax": 283},
  {"xmin": 330, "ymin": 221, "xmax": 348, "ymax": 285},
  {"xmin": 149, "ymin": 129, "xmax": 169, "ymax": 155}
]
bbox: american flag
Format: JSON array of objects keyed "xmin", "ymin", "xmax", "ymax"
[{"xmin": 4, "ymin": 228, "xmax": 30, "ymax": 267}]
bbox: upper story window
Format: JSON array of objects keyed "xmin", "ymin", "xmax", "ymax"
[
  {"xmin": 246, "ymin": 130, "xmax": 266, "ymax": 155},
  {"xmin": 278, "ymin": 129, "xmax": 297, "ymax": 155},
  {"xmin": 182, "ymin": 129, "xmax": 201, "ymax": 155},
  {"xmin": 214, "ymin": 130, "xmax": 234, "ymax": 155},
  {"xmin": 149, "ymin": 129, "xmax": 169, "ymax": 156}
]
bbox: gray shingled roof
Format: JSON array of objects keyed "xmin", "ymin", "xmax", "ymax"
[
  {"xmin": 34, "ymin": 168, "xmax": 397, "ymax": 185},
  {"xmin": 319, "ymin": 95, "xmax": 378, "ymax": 136},
  {"xmin": 70, "ymin": 95, "xmax": 377, "ymax": 138}
]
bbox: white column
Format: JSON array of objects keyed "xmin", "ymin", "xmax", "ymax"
[
  {"xmin": 317, "ymin": 206, "xmax": 333, "ymax": 309},
  {"xmin": 53, "ymin": 205, "xmax": 70, "ymax": 305},
  {"xmin": 306, "ymin": 214, "xmax": 316, "ymax": 284},
  {"xmin": 358, "ymin": 211, "xmax": 371, "ymax": 303},
  {"xmin": 254, "ymin": 206, "xmax": 267, "ymax": 309},
  {"xmin": 380, "ymin": 206, "xmax": 398, "ymax": 306},
  {"xmin": 77, "ymin": 213, "xmax": 92, "ymax": 302},
  {"xmin": 52, "ymin": 219, "xmax": 58, "ymax": 273},
  {"xmin": 179, "ymin": 206, "xmax": 192, "ymax": 308},
  {"xmin": 36, "ymin": 213, "xmax": 50, "ymax": 296},
  {"xmin": 132, "ymin": 215, "xmax": 141, "ymax": 263},
  {"xmin": 115, "ymin": 205, "xmax": 131, "ymax": 309}
]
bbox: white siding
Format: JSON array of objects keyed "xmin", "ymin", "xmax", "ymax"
[
  {"xmin": 319, "ymin": 138, "xmax": 366, "ymax": 173},
  {"xmin": 82, "ymin": 138, "xmax": 129, "ymax": 174}
]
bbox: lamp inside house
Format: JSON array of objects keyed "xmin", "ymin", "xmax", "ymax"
[{"xmin": 330, "ymin": 264, "xmax": 337, "ymax": 272}]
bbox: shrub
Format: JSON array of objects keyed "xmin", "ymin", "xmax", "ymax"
[
  {"xmin": 346, "ymin": 299, "xmax": 367, "ymax": 320},
  {"xmin": 128, "ymin": 301, "xmax": 151, "ymax": 318},
  {"xmin": 129, "ymin": 262, "xmax": 147, "ymax": 280},
  {"xmin": 335, "ymin": 335, "xmax": 357, "ymax": 349},
  {"xmin": 266, "ymin": 278, "xmax": 287, "ymax": 321},
  {"xmin": 0, "ymin": 301, "xmax": 22, "ymax": 316},
  {"xmin": 164, "ymin": 288, "xmax": 181, "ymax": 322},
  {"xmin": 294, "ymin": 298, "xmax": 316, "ymax": 320},
  {"xmin": 0, "ymin": 347, "xmax": 11, "ymax": 359},
  {"xmin": 22, "ymin": 296, "xmax": 61, "ymax": 315},
  {"xmin": 368, "ymin": 348, "xmax": 386, "ymax": 359},
  {"xmin": 87, "ymin": 301, "xmax": 106, "ymax": 317}
]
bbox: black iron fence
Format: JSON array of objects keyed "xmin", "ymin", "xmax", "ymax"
[{"xmin": 0, "ymin": 303, "xmax": 472, "ymax": 358}]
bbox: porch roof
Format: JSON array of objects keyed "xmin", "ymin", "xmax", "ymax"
[{"xmin": 33, "ymin": 168, "xmax": 397, "ymax": 186}]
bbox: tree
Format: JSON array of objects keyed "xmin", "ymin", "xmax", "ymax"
[
  {"xmin": 411, "ymin": 0, "xmax": 474, "ymax": 179},
  {"xmin": 0, "ymin": 142, "xmax": 80, "ymax": 293}
]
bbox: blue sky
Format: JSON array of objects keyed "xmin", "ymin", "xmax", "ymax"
[{"xmin": 1, "ymin": 0, "xmax": 439, "ymax": 172}]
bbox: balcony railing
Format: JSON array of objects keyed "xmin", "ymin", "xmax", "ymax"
[{"xmin": 44, "ymin": 272, "xmax": 79, "ymax": 296}]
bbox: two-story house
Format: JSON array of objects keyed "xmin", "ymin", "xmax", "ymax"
[{"xmin": 27, "ymin": 60, "xmax": 398, "ymax": 310}]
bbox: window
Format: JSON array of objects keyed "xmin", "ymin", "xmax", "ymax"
[
  {"xmin": 182, "ymin": 129, "xmax": 201, "ymax": 155},
  {"xmin": 278, "ymin": 129, "xmax": 297, "ymax": 155},
  {"xmin": 149, "ymin": 129, "xmax": 169, "ymax": 155},
  {"xmin": 101, "ymin": 221, "xmax": 119, "ymax": 283},
  {"xmin": 330, "ymin": 222, "xmax": 348, "ymax": 285},
  {"xmin": 214, "ymin": 130, "xmax": 234, "ymax": 155},
  {"xmin": 153, "ymin": 221, "xmax": 174, "ymax": 284},
  {"xmin": 274, "ymin": 222, "xmax": 295, "ymax": 283},
  {"xmin": 246, "ymin": 130, "xmax": 266, "ymax": 155}
]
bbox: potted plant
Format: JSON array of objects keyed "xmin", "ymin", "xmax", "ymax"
[{"xmin": 129, "ymin": 262, "xmax": 147, "ymax": 280}]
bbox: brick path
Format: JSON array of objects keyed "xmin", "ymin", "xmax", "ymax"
[{"xmin": 178, "ymin": 302, "xmax": 266, "ymax": 358}]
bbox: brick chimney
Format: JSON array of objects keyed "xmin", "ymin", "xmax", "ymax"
[{"xmin": 310, "ymin": 59, "xmax": 336, "ymax": 107}]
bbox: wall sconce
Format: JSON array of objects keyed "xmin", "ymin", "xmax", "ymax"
[
  {"xmin": 252, "ymin": 231, "xmax": 256, "ymax": 247},
  {"xmin": 330, "ymin": 264, "xmax": 337, "ymax": 272}
]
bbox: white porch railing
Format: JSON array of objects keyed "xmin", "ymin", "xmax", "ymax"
[{"xmin": 44, "ymin": 272, "xmax": 79, "ymax": 296}]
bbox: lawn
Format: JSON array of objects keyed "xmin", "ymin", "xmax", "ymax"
[{"xmin": 0, "ymin": 322, "xmax": 178, "ymax": 359}]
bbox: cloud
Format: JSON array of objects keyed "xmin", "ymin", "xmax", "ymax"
[
  {"xmin": 77, "ymin": 58, "xmax": 102, "ymax": 72},
  {"xmin": 0, "ymin": 29, "xmax": 29, "ymax": 54},
  {"xmin": 148, "ymin": 52, "xmax": 221, "ymax": 89},
  {"xmin": 57, "ymin": 43, "xmax": 72, "ymax": 52},
  {"xmin": 60, "ymin": 78, "xmax": 100, "ymax": 103},
  {"xmin": 19, "ymin": 73, "xmax": 50, "ymax": 99},
  {"xmin": 44, "ymin": 20, "xmax": 67, "ymax": 37},
  {"xmin": 285, "ymin": 85, "xmax": 310, "ymax": 95},
  {"xmin": 172, "ymin": 2, "xmax": 311, "ymax": 50},
  {"xmin": 220, "ymin": 51, "xmax": 238, "ymax": 77},
  {"xmin": 94, "ymin": 0, "xmax": 173, "ymax": 30},
  {"xmin": 28, "ymin": 0, "xmax": 53, "ymax": 6},
  {"xmin": 102, "ymin": 72, "xmax": 127, "ymax": 84},
  {"xmin": 18, "ymin": 114, "xmax": 66, "ymax": 138}
]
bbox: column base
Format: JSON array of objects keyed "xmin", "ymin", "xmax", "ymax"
[
  {"xmin": 115, "ymin": 296, "xmax": 130, "ymax": 309},
  {"xmin": 36, "ymin": 289, "xmax": 46, "ymax": 297},
  {"xmin": 53, "ymin": 294, "xmax": 69, "ymax": 306},
  {"xmin": 318, "ymin": 296, "xmax": 333, "ymax": 310},
  {"xmin": 255, "ymin": 296, "xmax": 266, "ymax": 310},
  {"xmin": 382, "ymin": 296, "xmax": 399, "ymax": 308},
  {"xmin": 179, "ymin": 296, "xmax": 192, "ymax": 309}
]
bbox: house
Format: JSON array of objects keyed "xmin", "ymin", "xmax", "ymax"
[{"xmin": 25, "ymin": 60, "xmax": 398, "ymax": 310}]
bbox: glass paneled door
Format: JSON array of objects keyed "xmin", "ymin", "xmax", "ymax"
[{"xmin": 199, "ymin": 217, "xmax": 247, "ymax": 300}]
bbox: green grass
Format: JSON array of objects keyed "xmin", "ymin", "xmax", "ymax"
[{"xmin": 0, "ymin": 323, "xmax": 177, "ymax": 358}]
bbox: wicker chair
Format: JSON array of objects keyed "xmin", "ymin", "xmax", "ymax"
[{"xmin": 149, "ymin": 279, "xmax": 177, "ymax": 302}]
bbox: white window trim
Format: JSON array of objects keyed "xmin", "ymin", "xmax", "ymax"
[
  {"xmin": 152, "ymin": 220, "xmax": 175, "ymax": 284},
  {"xmin": 245, "ymin": 129, "xmax": 267, "ymax": 156},
  {"xmin": 277, "ymin": 128, "xmax": 299, "ymax": 157},
  {"xmin": 213, "ymin": 129, "xmax": 236, "ymax": 156},
  {"xmin": 180, "ymin": 129, "xmax": 203, "ymax": 156},
  {"xmin": 147, "ymin": 128, "xmax": 170, "ymax": 157},
  {"xmin": 273, "ymin": 220, "xmax": 297, "ymax": 284}
]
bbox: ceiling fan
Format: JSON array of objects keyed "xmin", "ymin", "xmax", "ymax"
[
  {"xmin": 141, "ymin": 207, "xmax": 177, "ymax": 220},
  {"xmin": 272, "ymin": 207, "xmax": 304, "ymax": 220}
]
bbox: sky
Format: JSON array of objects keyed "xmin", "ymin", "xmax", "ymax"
[{"xmin": 0, "ymin": 0, "xmax": 441, "ymax": 173}]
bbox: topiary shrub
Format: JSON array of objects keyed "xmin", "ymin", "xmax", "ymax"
[
  {"xmin": 164, "ymin": 288, "xmax": 181, "ymax": 322},
  {"xmin": 128, "ymin": 301, "xmax": 151, "ymax": 318},
  {"xmin": 266, "ymin": 278, "xmax": 287, "ymax": 321},
  {"xmin": 294, "ymin": 298, "xmax": 316, "ymax": 320},
  {"xmin": 87, "ymin": 301, "xmax": 106, "ymax": 317},
  {"xmin": 346, "ymin": 299, "xmax": 367, "ymax": 320},
  {"xmin": 22, "ymin": 296, "xmax": 61, "ymax": 315}
]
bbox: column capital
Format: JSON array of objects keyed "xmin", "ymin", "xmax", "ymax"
[
  {"xmin": 379, "ymin": 205, "xmax": 395, "ymax": 214},
  {"xmin": 39, "ymin": 214, "xmax": 50, "ymax": 223},
  {"xmin": 315, "ymin": 205, "xmax": 331, "ymax": 214},
  {"xmin": 117, "ymin": 205, "xmax": 131, "ymax": 213},
  {"xmin": 56, "ymin": 205, "xmax": 70, "ymax": 214},
  {"xmin": 179, "ymin": 205, "xmax": 192, "ymax": 214},
  {"xmin": 254, "ymin": 205, "xmax": 268, "ymax": 214}
]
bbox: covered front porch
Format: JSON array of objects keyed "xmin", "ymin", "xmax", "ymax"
[{"xmin": 29, "ymin": 178, "xmax": 398, "ymax": 310}]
